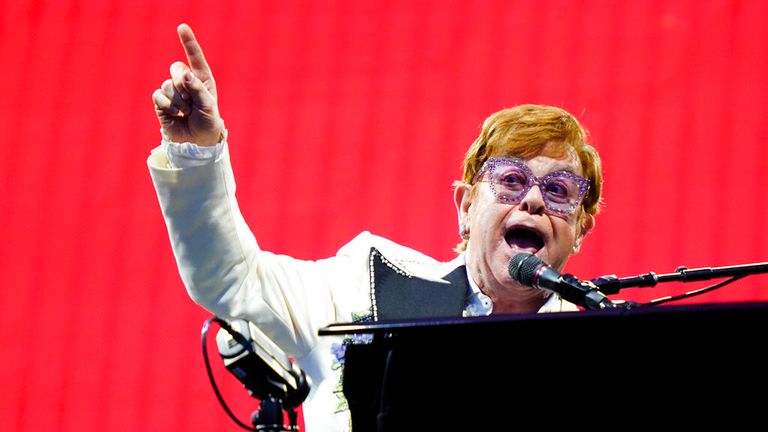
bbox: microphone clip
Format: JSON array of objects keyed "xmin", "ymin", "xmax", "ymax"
[{"xmin": 561, "ymin": 275, "xmax": 616, "ymax": 310}]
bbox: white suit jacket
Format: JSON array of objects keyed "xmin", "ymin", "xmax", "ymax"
[{"xmin": 147, "ymin": 143, "xmax": 577, "ymax": 432}]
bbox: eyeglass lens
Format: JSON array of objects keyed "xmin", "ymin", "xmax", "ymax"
[{"xmin": 486, "ymin": 160, "xmax": 586, "ymax": 214}]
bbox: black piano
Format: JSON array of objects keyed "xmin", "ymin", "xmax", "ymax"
[{"xmin": 319, "ymin": 302, "xmax": 768, "ymax": 431}]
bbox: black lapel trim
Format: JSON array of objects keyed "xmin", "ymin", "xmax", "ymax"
[{"xmin": 368, "ymin": 247, "xmax": 468, "ymax": 321}]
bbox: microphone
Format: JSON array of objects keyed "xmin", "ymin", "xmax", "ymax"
[
  {"xmin": 215, "ymin": 319, "xmax": 310, "ymax": 408},
  {"xmin": 508, "ymin": 252, "xmax": 615, "ymax": 310}
]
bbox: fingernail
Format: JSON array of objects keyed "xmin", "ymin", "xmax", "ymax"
[{"xmin": 185, "ymin": 71, "xmax": 195, "ymax": 82}]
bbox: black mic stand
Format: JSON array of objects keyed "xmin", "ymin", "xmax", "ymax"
[
  {"xmin": 206, "ymin": 317, "xmax": 309, "ymax": 432},
  {"xmin": 250, "ymin": 396, "xmax": 299, "ymax": 432},
  {"xmin": 591, "ymin": 261, "xmax": 768, "ymax": 295}
]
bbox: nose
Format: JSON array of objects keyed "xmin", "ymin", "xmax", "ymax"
[{"xmin": 518, "ymin": 184, "xmax": 546, "ymax": 215}]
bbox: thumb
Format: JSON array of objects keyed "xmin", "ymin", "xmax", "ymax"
[{"xmin": 182, "ymin": 70, "xmax": 217, "ymax": 112}]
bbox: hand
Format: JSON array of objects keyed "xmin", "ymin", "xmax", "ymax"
[{"xmin": 152, "ymin": 24, "xmax": 223, "ymax": 146}]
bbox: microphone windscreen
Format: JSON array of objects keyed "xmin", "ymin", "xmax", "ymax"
[{"xmin": 508, "ymin": 252, "xmax": 541, "ymax": 286}]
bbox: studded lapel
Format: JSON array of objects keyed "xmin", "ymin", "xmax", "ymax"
[{"xmin": 368, "ymin": 247, "xmax": 468, "ymax": 321}]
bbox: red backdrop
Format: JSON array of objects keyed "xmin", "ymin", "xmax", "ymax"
[{"xmin": 3, "ymin": 1, "xmax": 768, "ymax": 430}]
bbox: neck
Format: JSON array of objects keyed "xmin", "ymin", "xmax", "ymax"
[{"xmin": 489, "ymin": 294, "xmax": 549, "ymax": 314}]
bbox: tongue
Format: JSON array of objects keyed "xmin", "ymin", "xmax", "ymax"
[{"xmin": 505, "ymin": 230, "xmax": 543, "ymax": 252}]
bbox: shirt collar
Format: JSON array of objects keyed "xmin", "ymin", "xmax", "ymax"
[{"xmin": 459, "ymin": 252, "xmax": 572, "ymax": 315}]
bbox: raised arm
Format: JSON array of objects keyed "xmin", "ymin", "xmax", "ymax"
[
  {"xmin": 152, "ymin": 23, "xmax": 223, "ymax": 146},
  {"xmin": 147, "ymin": 24, "xmax": 355, "ymax": 358}
]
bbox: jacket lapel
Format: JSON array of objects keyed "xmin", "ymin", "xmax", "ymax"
[{"xmin": 369, "ymin": 247, "xmax": 468, "ymax": 320}]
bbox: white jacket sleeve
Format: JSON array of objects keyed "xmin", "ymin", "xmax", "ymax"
[{"xmin": 147, "ymin": 144, "xmax": 365, "ymax": 358}]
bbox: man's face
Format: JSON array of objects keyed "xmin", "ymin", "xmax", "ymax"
[{"xmin": 454, "ymin": 147, "xmax": 594, "ymax": 313}]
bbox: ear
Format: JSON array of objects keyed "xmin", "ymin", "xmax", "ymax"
[
  {"xmin": 453, "ymin": 182, "xmax": 473, "ymax": 228},
  {"xmin": 572, "ymin": 213, "xmax": 595, "ymax": 254}
]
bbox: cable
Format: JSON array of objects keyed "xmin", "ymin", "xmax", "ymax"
[
  {"xmin": 643, "ymin": 275, "xmax": 746, "ymax": 307},
  {"xmin": 376, "ymin": 345, "xmax": 395, "ymax": 432},
  {"xmin": 201, "ymin": 317, "xmax": 258, "ymax": 431}
]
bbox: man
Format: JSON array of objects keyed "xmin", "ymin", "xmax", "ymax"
[{"xmin": 149, "ymin": 24, "xmax": 602, "ymax": 432}]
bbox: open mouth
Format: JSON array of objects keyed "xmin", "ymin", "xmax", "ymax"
[{"xmin": 505, "ymin": 226, "xmax": 545, "ymax": 254}]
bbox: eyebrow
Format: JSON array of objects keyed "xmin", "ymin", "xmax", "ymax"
[
  {"xmin": 498, "ymin": 156, "xmax": 580, "ymax": 175},
  {"xmin": 546, "ymin": 163, "xmax": 579, "ymax": 174}
]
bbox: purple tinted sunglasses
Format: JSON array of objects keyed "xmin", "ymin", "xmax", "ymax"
[{"xmin": 473, "ymin": 157, "xmax": 590, "ymax": 217}]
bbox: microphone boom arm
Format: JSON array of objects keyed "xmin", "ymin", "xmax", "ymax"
[{"xmin": 591, "ymin": 261, "xmax": 768, "ymax": 295}]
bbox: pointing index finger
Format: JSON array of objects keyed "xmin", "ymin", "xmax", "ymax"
[{"xmin": 177, "ymin": 23, "xmax": 212, "ymax": 81}]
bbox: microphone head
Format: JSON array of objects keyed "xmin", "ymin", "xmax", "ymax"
[{"xmin": 508, "ymin": 252, "xmax": 544, "ymax": 286}]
